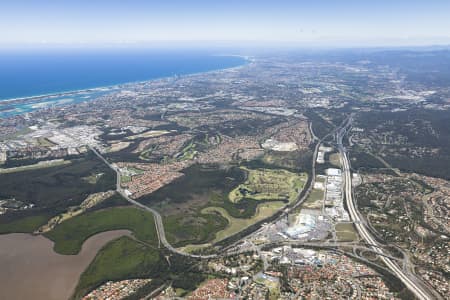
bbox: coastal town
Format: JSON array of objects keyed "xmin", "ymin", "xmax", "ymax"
[{"xmin": 1, "ymin": 49, "xmax": 450, "ymax": 300}]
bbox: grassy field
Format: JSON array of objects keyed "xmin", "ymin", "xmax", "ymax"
[
  {"xmin": 121, "ymin": 175, "xmax": 131, "ymax": 183},
  {"xmin": 0, "ymin": 159, "xmax": 70, "ymax": 174},
  {"xmin": 0, "ymin": 126, "xmax": 33, "ymax": 140},
  {"xmin": 107, "ymin": 141, "xmax": 131, "ymax": 153},
  {"xmin": 0, "ymin": 154, "xmax": 115, "ymax": 214},
  {"xmin": 140, "ymin": 164, "xmax": 302, "ymax": 247},
  {"xmin": 36, "ymin": 137, "xmax": 57, "ymax": 147},
  {"xmin": 37, "ymin": 191, "xmax": 127, "ymax": 233},
  {"xmin": 335, "ymin": 222, "xmax": 358, "ymax": 241},
  {"xmin": 45, "ymin": 207, "xmax": 158, "ymax": 255},
  {"xmin": 163, "ymin": 213, "xmax": 228, "ymax": 247},
  {"xmin": 329, "ymin": 153, "xmax": 341, "ymax": 167},
  {"xmin": 262, "ymin": 149, "xmax": 313, "ymax": 172},
  {"xmin": 254, "ymin": 272, "xmax": 281, "ymax": 300},
  {"xmin": 0, "ymin": 215, "xmax": 49, "ymax": 234},
  {"xmin": 302, "ymin": 189, "xmax": 324, "ymax": 209},
  {"xmin": 178, "ymin": 141, "xmax": 198, "ymax": 161},
  {"xmin": 315, "ymin": 176, "xmax": 326, "ymax": 183},
  {"xmin": 73, "ymin": 236, "xmax": 167, "ymax": 299},
  {"xmin": 125, "ymin": 130, "xmax": 170, "ymax": 140},
  {"xmin": 141, "ymin": 164, "xmax": 251, "ymax": 246},
  {"xmin": 201, "ymin": 201, "xmax": 285, "ymax": 243},
  {"xmin": 229, "ymin": 167, "xmax": 307, "ymax": 204},
  {"xmin": 173, "ymin": 134, "xmax": 220, "ymax": 162}
]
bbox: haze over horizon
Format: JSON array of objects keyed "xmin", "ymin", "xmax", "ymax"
[{"xmin": 1, "ymin": 0, "xmax": 450, "ymax": 48}]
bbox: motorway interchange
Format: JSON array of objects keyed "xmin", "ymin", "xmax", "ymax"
[
  {"xmin": 337, "ymin": 116, "xmax": 437, "ymax": 300},
  {"xmin": 92, "ymin": 115, "xmax": 438, "ymax": 299}
]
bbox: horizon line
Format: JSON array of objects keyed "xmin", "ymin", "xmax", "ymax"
[{"xmin": 1, "ymin": 40, "xmax": 450, "ymax": 50}]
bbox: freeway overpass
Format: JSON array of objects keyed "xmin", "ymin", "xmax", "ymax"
[{"xmin": 337, "ymin": 116, "xmax": 436, "ymax": 300}]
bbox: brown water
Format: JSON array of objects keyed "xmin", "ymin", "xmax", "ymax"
[{"xmin": 0, "ymin": 230, "xmax": 131, "ymax": 300}]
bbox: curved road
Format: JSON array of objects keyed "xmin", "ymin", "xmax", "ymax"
[
  {"xmin": 90, "ymin": 113, "xmax": 440, "ymax": 300},
  {"xmin": 89, "ymin": 146, "xmax": 216, "ymax": 259},
  {"xmin": 221, "ymin": 118, "xmax": 348, "ymax": 252}
]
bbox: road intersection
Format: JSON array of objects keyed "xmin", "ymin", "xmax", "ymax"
[
  {"xmin": 337, "ymin": 116, "xmax": 436, "ymax": 300},
  {"xmin": 91, "ymin": 114, "xmax": 438, "ymax": 299}
]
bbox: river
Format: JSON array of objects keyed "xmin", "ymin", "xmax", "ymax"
[{"xmin": 0, "ymin": 230, "xmax": 131, "ymax": 300}]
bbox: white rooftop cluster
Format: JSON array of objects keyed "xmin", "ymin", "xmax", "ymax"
[
  {"xmin": 324, "ymin": 168, "xmax": 349, "ymax": 221},
  {"xmin": 316, "ymin": 146, "xmax": 333, "ymax": 164},
  {"xmin": 262, "ymin": 138, "xmax": 298, "ymax": 152}
]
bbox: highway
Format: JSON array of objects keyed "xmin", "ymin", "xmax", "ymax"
[
  {"xmin": 337, "ymin": 116, "xmax": 435, "ymax": 300},
  {"xmin": 91, "ymin": 116, "xmax": 435, "ymax": 299},
  {"xmin": 89, "ymin": 146, "xmax": 216, "ymax": 259},
  {"xmin": 221, "ymin": 118, "xmax": 349, "ymax": 252}
]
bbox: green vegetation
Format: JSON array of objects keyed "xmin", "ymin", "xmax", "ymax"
[
  {"xmin": 349, "ymin": 148, "xmax": 386, "ymax": 170},
  {"xmin": 336, "ymin": 232, "xmax": 358, "ymax": 242},
  {"xmin": 301, "ymin": 176, "xmax": 325, "ymax": 210},
  {"xmin": 178, "ymin": 140, "xmax": 198, "ymax": 161},
  {"xmin": 36, "ymin": 137, "xmax": 56, "ymax": 147},
  {"xmin": 328, "ymin": 153, "xmax": 341, "ymax": 167},
  {"xmin": 306, "ymin": 189, "xmax": 324, "ymax": 202},
  {"xmin": 0, "ymin": 126, "xmax": 33, "ymax": 140},
  {"xmin": 45, "ymin": 207, "xmax": 158, "ymax": 255},
  {"xmin": 335, "ymin": 223, "xmax": 358, "ymax": 241},
  {"xmin": 139, "ymin": 133, "xmax": 221, "ymax": 163},
  {"xmin": 302, "ymin": 188, "xmax": 324, "ymax": 209},
  {"xmin": 0, "ymin": 154, "xmax": 116, "ymax": 219},
  {"xmin": 174, "ymin": 134, "xmax": 221, "ymax": 162},
  {"xmin": 336, "ymin": 223, "xmax": 355, "ymax": 231},
  {"xmin": 125, "ymin": 130, "xmax": 169, "ymax": 140},
  {"xmin": 82, "ymin": 172, "xmax": 106, "ymax": 184},
  {"xmin": 355, "ymin": 177, "xmax": 430, "ymax": 243},
  {"xmin": 128, "ymin": 167, "xmax": 145, "ymax": 174},
  {"xmin": 88, "ymin": 192, "xmax": 129, "ymax": 211},
  {"xmin": 202, "ymin": 202, "xmax": 285, "ymax": 242},
  {"xmin": 140, "ymin": 165, "xmax": 245, "ymax": 245},
  {"xmin": 139, "ymin": 146, "xmax": 155, "ymax": 161},
  {"xmin": 0, "ymin": 192, "xmax": 127, "ymax": 235},
  {"xmin": 209, "ymin": 192, "xmax": 259, "ymax": 218},
  {"xmin": 121, "ymin": 175, "xmax": 132, "ymax": 183},
  {"xmin": 315, "ymin": 176, "xmax": 326, "ymax": 184},
  {"xmin": 73, "ymin": 236, "xmax": 167, "ymax": 299},
  {"xmin": 262, "ymin": 149, "xmax": 313, "ymax": 172},
  {"xmin": 139, "ymin": 163, "xmax": 307, "ymax": 247},
  {"xmin": 141, "ymin": 164, "xmax": 302, "ymax": 247},
  {"xmin": 304, "ymin": 110, "xmax": 334, "ymax": 139},
  {"xmin": 44, "ymin": 204, "xmax": 205, "ymax": 299},
  {"xmin": 0, "ymin": 159, "xmax": 70, "ymax": 174},
  {"xmin": 254, "ymin": 273, "xmax": 280, "ymax": 300},
  {"xmin": 164, "ymin": 213, "xmax": 228, "ymax": 246},
  {"xmin": 355, "ymin": 109, "xmax": 450, "ymax": 179},
  {"xmin": 229, "ymin": 167, "xmax": 306, "ymax": 204},
  {"xmin": 0, "ymin": 215, "xmax": 49, "ymax": 234},
  {"xmin": 121, "ymin": 279, "xmax": 167, "ymax": 300}
]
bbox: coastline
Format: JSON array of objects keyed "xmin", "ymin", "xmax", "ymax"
[{"xmin": 0, "ymin": 54, "xmax": 250, "ymax": 106}]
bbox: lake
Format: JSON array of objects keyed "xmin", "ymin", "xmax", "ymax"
[{"xmin": 0, "ymin": 230, "xmax": 131, "ymax": 300}]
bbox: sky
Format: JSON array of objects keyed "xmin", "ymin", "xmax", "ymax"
[{"xmin": 1, "ymin": 0, "xmax": 450, "ymax": 47}]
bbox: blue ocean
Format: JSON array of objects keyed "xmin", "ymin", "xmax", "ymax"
[{"xmin": 0, "ymin": 49, "xmax": 245, "ymax": 117}]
